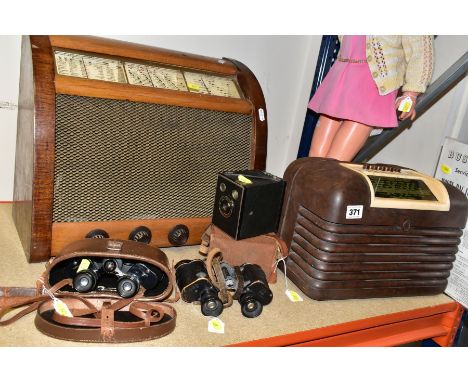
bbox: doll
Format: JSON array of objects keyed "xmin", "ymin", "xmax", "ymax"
[{"xmin": 308, "ymin": 35, "xmax": 434, "ymax": 161}]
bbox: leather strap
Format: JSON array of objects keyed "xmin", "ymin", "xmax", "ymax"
[
  {"xmin": 205, "ymin": 247, "xmax": 233, "ymax": 307},
  {"xmin": 1, "ymin": 281, "xmax": 177, "ymax": 343},
  {"xmin": 0, "ymin": 279, "xmax": 72, "ymax": 326},
  {"xmin": 35, "ymin": 297, "xmax": 176, "ymax": 343},
  {"xmin": 231, "ymin": 266, "xmax": 244, "ymax": 300},
  {"xmin": 164, "ymin": 260, "xmax": 181, "ymax": 303},
  {"xmin": 199, "ymin": 224, "xmax": 212, "ymax": 255}
]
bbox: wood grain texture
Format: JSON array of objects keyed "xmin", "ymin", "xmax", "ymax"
[
  {"xmin": 51, "ymin": 217, "xmax": 211, "ymax": 256},
  {"xmin": 13, "ymin": 36, "xmax": 56, "ymax": 263},
  {"xmin": 50, "ymin": 35, "xmax": 238, "ymax": 75},
  {"xmin": 29, "ymin": 36, "xmax": 57, "ymax": 262},
  {"xmin": 55, "ymin": 75, "xmax": 252, "ymax": 114}
]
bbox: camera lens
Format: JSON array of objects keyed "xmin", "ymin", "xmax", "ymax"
[
  {"xmin": 117, "ymin": 277, "xmax": 139, "ymax": 298},
  {"xmin": 219, "ymin": 196, "xmax": 234, "ymax": 218},
  {"xmin": 73, "ymin": 271, "xmax": 97, "ymax": 293}
]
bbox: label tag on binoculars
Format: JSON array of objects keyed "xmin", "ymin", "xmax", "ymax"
[
  {"xmin": 208, "ymin": 317, "xmax": 225, "ymax": 334},
  {"xmin": 77, "ymin": 258, "xmax": 91, "ymax": 273},
  {"xmin": 54, "ymin": 298, "xmax": 73, "ymax": 317},
  {"xmin": 43, "ymin": 286, "xmax": 73, "ymax": 317},
  {"xmin": 285, "ymin": 289, "xmax": 303, "ymax": 302}
]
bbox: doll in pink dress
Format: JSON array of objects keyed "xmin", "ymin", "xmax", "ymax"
[{"xmin": 308, "ymin": 35, "xmax": 433, "ymax": 161}]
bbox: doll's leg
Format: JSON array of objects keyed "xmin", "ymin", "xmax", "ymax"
[
  {"xmin": 326, "ymin": 120, "xmax": 373, "ymax": 161},
  {"xmin": 308, "ymin": 115, "xmax": 342, "ymax": 157}
]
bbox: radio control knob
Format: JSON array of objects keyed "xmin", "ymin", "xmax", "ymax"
[
  {"xmin": 168, "ymin": 224, "xmax": 189, "ymax": 246},
  {"xmin": 85, "ymin": 229, "xmax": 109, "ymax": 239},
  {"xmin": 129, "ymin": 226, "xmax": 152, "ymax": 244}
]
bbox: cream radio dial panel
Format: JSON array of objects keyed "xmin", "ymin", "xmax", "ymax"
[
  {"xmin": 54, "ymin": 50, "xmax": 242, "ymax": 99},
  {"xmin": 341, "ymin": 163, "xmax": 450, "ymax": 211},
  {"xmin": 184, "ymin": 72, "xmax": 241, "ymax": 98}
]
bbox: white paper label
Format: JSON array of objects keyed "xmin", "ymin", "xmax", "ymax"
[
  {"xmin": 208, "ymin": 317, "xmax": 225, "ymax": 334},
  {"xmin": 53, "ymin": 298, "xmax": 73, "ymax": 317},
  {"xmin": 285, "ymin": 289, "xmax": 303, "ymax": 302},
  {"xmin": 398, "ymin": 96, "xmax": 413, "ymax": 112},
  {"xmin": 346, "ymin": 205, "xmax": 363, "ymax": 219},
  {"xmin": 258, "ymin": 108, "xmax": 265, "ymax": 121}
]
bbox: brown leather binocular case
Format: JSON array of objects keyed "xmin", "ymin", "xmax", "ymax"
[
  {"xmin": 199, "ymin": 224, "xmax": 288, "ymax": 284},
  {"xmin": 0, "ymin": 239, "xmax": 177, "ymax": 343}
]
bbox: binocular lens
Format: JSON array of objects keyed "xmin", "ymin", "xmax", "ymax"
[
  {"xmin": 103, "ymin": 259, "xmax": 117, "ymax": 273},
  {"xmin": 201, "ymin": 297, "xmax": 224, "ymax": 317},
  {"xmin": 240, "ymin": 297, "xmax": 263, "ymax": 318},
  {"xmin": 117, "ymin": 277, "xmax": 139, "ymax": 298},
  {"xmin": 73, "ymin": 271, "xmax": 96, "ymax": 293}
]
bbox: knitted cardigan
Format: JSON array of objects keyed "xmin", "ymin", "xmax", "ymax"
[{"xmin": 338, "ymin": 35, "xmax": 434, "ymax": 95}]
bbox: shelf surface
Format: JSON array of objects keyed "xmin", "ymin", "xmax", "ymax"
[{"xmin": 0, "ymin": 204, "xmax": 458, "ymax": 346}]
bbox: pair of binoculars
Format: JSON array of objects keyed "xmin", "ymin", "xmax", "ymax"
[
  {"xmin": 73, "ymin": 258, "xmax": 159, "ymax": 298},
  {"xmin": 175, "ymin": 259, "xmax": 273, "ymax": 318},
  {"xmin": 175, "ymin": 259, "xmax": 224, "ymax": 317},
  {"xmin": 237, "ymin": 263, "xmax": 273, "ymax": 318}
]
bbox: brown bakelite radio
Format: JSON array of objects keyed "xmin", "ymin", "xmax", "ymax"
[
  {"xmin": 279, "ymin": 158, "xmax": 468, "ymax": 300},
  {"xmin": 13, "ymin": 36, "xmax": 267, "ymax": 262}
]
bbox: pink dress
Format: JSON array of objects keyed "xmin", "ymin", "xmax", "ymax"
[{"xmin": 308, "ymin": 35, "xmax": 398, "ymax": 128}]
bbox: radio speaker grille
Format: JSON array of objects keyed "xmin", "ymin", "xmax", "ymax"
[{"xmin": 53, "ymin": 94, "xmax": 253, "ymax": 222}]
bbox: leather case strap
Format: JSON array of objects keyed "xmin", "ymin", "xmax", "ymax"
[
  {"xmin": 0, "ymin": 279, "xmax": 72, "ymax": 326},
  {"xmin": 35, "ymin": 296, "xmax": 177, "ymax": 343}
]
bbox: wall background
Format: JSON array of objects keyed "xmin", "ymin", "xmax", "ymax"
[
  {"xmin": 0, "ymin": 35, "xmax": 21, "ymax": 201},
  {"xmin": 0, "ymin": 35, "xmax": 466, "ymax": 201},
  {"xmin": 372, "ymin": 35, "xmax": 468, "ymax": 175}
]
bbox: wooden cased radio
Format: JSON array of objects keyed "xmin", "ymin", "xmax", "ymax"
[{"xmin": 13, "ymin": 36, "xmax": 267, "ymax": 262}]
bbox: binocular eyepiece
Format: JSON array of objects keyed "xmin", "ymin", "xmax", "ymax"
[
  {"xmin": 175, "ymin": 258, "xmax": 273, "ymax": 318},
  {"xmin": 73, "ymin": 258, "xmax": 159, "ymax": 298},
  {"xmin": 237, "ymin": 263, "xmax": 273, "ymax": 318},
  {"xmin": 175, "ymin": 259, "xmax": 224, "ymax": 317}
]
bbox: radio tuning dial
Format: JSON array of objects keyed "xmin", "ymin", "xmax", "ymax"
[
  {"xmin": 168, "ymin": 224, "xmax": 190, "ymax": 246},
  {"xmin": 129, "ymin": 226, "xmax": 152, "ymax": 244},
  {"xmin": 85, "ymin": 229, "xmax": 109, "ymax": 239}
]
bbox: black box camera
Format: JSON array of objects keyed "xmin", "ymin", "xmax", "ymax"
[{"xmin": 212, "ymin": 170, "xmax": 285, "ymax": 240}]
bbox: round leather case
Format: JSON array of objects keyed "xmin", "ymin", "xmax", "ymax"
[{"xmin": 41, "ymin": 238, "xmax": 175, "ymax": 302}]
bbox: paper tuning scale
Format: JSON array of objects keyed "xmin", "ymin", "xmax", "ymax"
[{"xmin": 54, "ymin": 50, "xmax": 241, "ymax": 98}]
